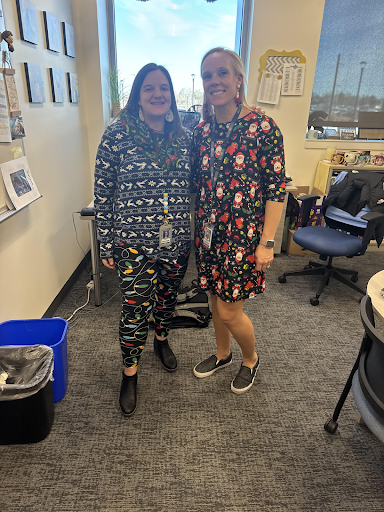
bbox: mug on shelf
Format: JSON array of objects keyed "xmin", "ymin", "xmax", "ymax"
[
  {"xmin": 307, "ymin": 129, "xmax": 319, "ymax": 139},
  {"xmin": 357, "ymin": 151, "xmax": 370, "ymax": 165},
  {"xmin": 344, "ymin": 151, "xmax": 359, "ymax": 165},
  {"xmin": 332, "ymin": 153, "xmax": 345, "ymax": 165},
  {"xmin": 374, "ymin": 154, "xmax": 384, "ymax": 166}
]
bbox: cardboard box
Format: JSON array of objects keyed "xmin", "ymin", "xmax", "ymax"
[{"xmin": 286, "ymin": 229, "xmax": 316, "ymax": 256}]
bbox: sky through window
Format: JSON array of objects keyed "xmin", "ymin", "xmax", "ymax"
[{"xmin": 115, "ymin": 0, "xmax": 238, "ymax": 109}]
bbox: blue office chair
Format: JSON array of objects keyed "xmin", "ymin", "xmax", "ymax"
[
  {"xmin": 279, "ymin": 187, "xmax": 384, "ymax": 305},
  {"xmin": 324, "ymin": 294, "xmax": 384, "ymax": 442}
]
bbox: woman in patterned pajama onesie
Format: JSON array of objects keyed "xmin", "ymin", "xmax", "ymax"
[
  {"xmin": 192, "ymin": 48, "xmax": 286, "ymax": 394},
  {"xmin": 94, "ymin": 63, "xmax": 191, "ymax": 416}
]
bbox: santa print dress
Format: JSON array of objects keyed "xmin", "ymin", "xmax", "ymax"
[{"xmin": 192, "ymin": 111, "xmax": 286, "ymax": 302}]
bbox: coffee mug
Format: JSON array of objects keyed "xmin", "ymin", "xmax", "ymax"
[
  {"xmin": 374, "ymin": 155, "xmax": 384, "ymax": 166},
  {"xmin": 344, "ymin": 151, "xmax": 359, "ymax": 165},
  {"xmin": 357, "ymin": 154, "xmax": 370, "ymax": 165},
  {"xmin": 332, "ymin": 153, "xmax": 345, "ymax": 165}
]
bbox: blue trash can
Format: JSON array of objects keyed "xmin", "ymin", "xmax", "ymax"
[{"xmin": 0, "ymin": 319, "xmax": 68, "ymax": 403}]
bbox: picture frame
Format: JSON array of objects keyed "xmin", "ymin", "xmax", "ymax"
[
  {"xmin": 24, "ymin": 63, "xmax": 46, "ymax": 103},
  {"xmin": 16, "ymin": 0, "xmax": 39, "ymax": 45},
  {"xmin": 67, "ymin": 72, "xmax": 79, "ymax": 103},
  {"xmin": 49, "ymin": 68, "xmax": 65, "ymax": 103},
  {"xmin": 43, "ymin": 11, "xmax": 61, "ymax": 53},
  {"xmin": 62, "ymin": 22, "xmax": 76, "ymax": 58}
]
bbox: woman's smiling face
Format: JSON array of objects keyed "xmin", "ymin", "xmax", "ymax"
[
  {"xmin": 201, "ymin": 52, "xmax": 242, "ymax": 109},
  {"xmin": 139, "ymin": 69, "xmax": 172, "ymax": 120}
]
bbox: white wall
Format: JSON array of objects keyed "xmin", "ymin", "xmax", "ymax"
[
  {"xmin": 247, "ymin": 0, "xmax": 384, "ymax": 187},
  {"xmin": 0, "ymin": 0, "xmax": 110, "ymax": 321}
]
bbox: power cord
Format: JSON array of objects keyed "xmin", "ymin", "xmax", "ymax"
[{"xmin": 66, "ymin": 284, "xmax": 92, "ymax": 322}]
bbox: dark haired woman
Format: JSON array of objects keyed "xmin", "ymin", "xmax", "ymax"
[{"xmin": 94, "ymin": 64, "xmax": 191, "ymax": 416}]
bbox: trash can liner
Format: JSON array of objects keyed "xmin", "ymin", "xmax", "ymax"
[{"xmin": 0, "ymin": 345, "xmax": 54, "ymax": 401}]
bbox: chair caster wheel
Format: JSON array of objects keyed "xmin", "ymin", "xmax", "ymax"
[
  {"xmin": 351, "ymin": 275, "xmax": 358, "ymax": 283},
  {"xmin": 278, "ymin": 275, "xmax": 286, "ymax": 283},
  {"xmin": 310, "ymin": 297, "xmax": 319, "ymax": 306},
  {"xmin": 324, "ymin": 418, "xmax": 338, "ymax": 434}
]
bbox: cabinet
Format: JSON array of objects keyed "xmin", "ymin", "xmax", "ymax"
[{"xmin": 313, "ymin": 161, "xmax": 384, "ymax": 195}]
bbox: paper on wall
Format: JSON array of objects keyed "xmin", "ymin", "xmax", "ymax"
[
  {"xmin": 266, "ymin": 56, "xmax": 300, "ymax": 76},
  {"xmin": 0, "ymin": 78, "xmax": 12, "ymax": 143},
  {"xmin": 257, "ymin": 71, "xmax": 282, "ymax": 105},
  {"xmin": 0, "ymin": 156, "xmax": 40, "ymax": 210},
  {"xmin": 5, "ymin": 74, "xmax": 20, "ymax": 113},
  {"xmin": 281, "ymin": 63, "xmax": 306, "ymax": 96}
]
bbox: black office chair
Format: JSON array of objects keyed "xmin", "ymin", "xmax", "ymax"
[
  {"xmin": 324, "ymin": 295, "xmax": 384, "ymax": 442},
  {"xmin": 178, "ymin": 110, "xmax": 201, "ymax": 132},
  {"xmin": 279, "ymin": 193, "xmax": 384, "ymax": 305}
]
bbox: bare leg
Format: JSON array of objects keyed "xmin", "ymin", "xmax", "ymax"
[
  {"xmin": 215, "ymin": 296, "xmax": 258, "ymax": 369},
  {"xmin": 210, "ymin": 294, "xmax": 232, "ymax": 360}
]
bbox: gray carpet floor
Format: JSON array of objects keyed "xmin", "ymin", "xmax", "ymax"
[{"xmin": 2, "ymin": 249, "xmax": 384, "ymax": 512}]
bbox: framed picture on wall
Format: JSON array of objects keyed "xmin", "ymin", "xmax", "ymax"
[
  {"xmin": 67, "ymin": 72, "xmax": 79, "ymax": 103},
  {"xmin": 24, "ymin": 63, "xmax": 46, "ymax": 103},
  {"xmin": 43, "ymin": 11, "xmax": 61, "ymax": 52},
  {"xmin": 49, "ymin": 68, "xmax": 65, "ymax": 103},
  {"xmin": 16, "ymin": 0, "xmax": 39, "ymax": 45},
  {"xmin": 62, "ymin": 22, "xmax": 76, "ymax": 58}
]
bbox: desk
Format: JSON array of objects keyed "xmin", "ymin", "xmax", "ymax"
[
  {"xmin": 367, "ymin": 270, "xmax": 384, "ymax": 320},
  {"xmin": 80, "ymin": 201, "xmax": 102, "ymax": 306}
]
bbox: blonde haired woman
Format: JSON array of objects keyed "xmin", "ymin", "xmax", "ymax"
[{"xmin": 192, "ymin": 47, "xmax": 286, "ymax": 394}]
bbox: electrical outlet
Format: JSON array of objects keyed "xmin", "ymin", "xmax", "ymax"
[{"xmin": 86, "ymin": 280, "xmax": 94, "ymax": 290}]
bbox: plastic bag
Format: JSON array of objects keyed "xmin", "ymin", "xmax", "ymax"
[{"xmin": 0, "ymin": 345, "xmax": 54, "ymax": 401}]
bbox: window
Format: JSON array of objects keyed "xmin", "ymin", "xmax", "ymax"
[
  {"xmin": 114, "ymin": 0, "xmax": 240, "ymax": 111},
  {"xmin": 309, "ymin": 0, "xmax": 384, "ymax": 139}
]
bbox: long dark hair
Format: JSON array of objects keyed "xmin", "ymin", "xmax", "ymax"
[{"xmin": 123, "ymin": 63, "xmax": 184, "ymax": 138}]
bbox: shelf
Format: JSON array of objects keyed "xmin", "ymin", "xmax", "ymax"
[
  {"xmin": 0, "ymin": 196, "xmax": 42, "ymax": 224},
  {"xmin": 305, "ymin": 139, "xmax": 384, "ymax": 150}
]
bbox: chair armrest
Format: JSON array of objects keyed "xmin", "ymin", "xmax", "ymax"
[
  {"xmin": 361, "ymin": 211, "xmax": 384, "ymax": 222},
  {"xmin": 360, "ymin": 212, "xmax": 384, "ymax": 252},
  {"xmin": 296, "ymin": 194, "xmax": 321, "ymax": 202}
]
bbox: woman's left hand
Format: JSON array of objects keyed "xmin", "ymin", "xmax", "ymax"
[
  {"xmin": 250, "ymin": 104, "xmax": 266, "ymax": 116},
  {"xmin": 255, "ymin": 244, "xmax": 274, "ymax": 272}
]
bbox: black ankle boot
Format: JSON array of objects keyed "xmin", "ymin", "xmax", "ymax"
[
  {"xmin": 119, "ymin": 372, "xmax": 137, "ymax": 416},
  {"xmin": 154, "ymin": 336, "xmax": 177, "ymax": 372}
]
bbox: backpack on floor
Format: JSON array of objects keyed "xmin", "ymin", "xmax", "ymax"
[{"xmin": 149, "ymin": 281, "xmax": 212, "ymax": 329}]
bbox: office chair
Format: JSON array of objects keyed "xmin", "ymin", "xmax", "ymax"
[
  {"xmin": 178, "ymin": 110, "xmax": 201, "ymax": 132},
  {"xmin": 324, "ymin": 295, "xmax": 384, "ymax": 442},
  {"xmin": 278, "ymin": 192, "xmax": 384, "ymax": 305}
]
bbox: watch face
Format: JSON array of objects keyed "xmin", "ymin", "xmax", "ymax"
[{"xmin": 266, "ymin": 240, "xmax": 275, "ymax": 248}]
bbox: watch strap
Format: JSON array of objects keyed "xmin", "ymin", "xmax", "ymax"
[{"xmin": 259, "ymin": 239, "xmax": 275, "ymax": 248}]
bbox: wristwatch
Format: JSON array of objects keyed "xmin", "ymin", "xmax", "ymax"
[{"xmin": 259, "ymin": 239, "xmax": 275, "ymax": 248}]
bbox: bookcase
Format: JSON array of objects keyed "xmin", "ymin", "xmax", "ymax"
[{"xmin": 313, "ymin": 161, "xmax": 384, "ymax": 195}]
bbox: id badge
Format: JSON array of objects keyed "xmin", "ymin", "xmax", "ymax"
[
  {"xmin": 159, "ymin": 224, "xmax": 172, "ymax": 248},
  {"xmin": 202, "ymin": 225, "xmax": 214, "ymax": 250}
]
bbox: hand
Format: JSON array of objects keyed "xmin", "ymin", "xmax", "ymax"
[
  {"xmin": 255, "ymin": 244, "xmax": 273, "ymax": 272},
  {"xmin": 102, "ymin": 258, "xmax": 116, "ymax": 270},
  {"xmin": 250, "ymin": 104, "xmax": 266, "ymax": 116}
]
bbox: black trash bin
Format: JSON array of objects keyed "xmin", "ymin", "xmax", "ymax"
[{"xmin": 0, "ymin": 345, "xmax": 54, "ymax": 444}]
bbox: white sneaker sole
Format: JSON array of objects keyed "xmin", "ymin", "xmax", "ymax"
[
  {"xmin": 230, "ymin": 364, "xmax": 260, "ymax": 394},
  {"xmin": 193, "ymin": 359, "xmax": 232, "ymax": 378}
]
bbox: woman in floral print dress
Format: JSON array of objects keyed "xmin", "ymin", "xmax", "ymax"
[{"xmin": 192, "ymin": 48, "xmax": 286, "ymax": 394}]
